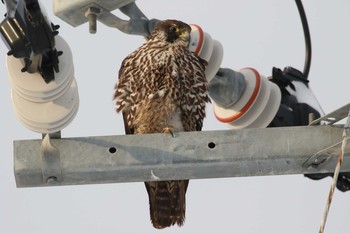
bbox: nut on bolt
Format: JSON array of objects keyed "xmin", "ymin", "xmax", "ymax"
[
  {"xmin": 85, "ymin": 6, "xmax": 101, "ymax": 34},
  {"xmin": 46, "ymin": 176, "xmax": 59, "ymax": 184}
]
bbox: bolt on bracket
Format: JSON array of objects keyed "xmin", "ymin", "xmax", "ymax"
[
  {"xmin": 303, "ymin": 141, "xmax": 343, "ymax": 169},
  {"xmin": 85, "ymin": 6, "xmax": 101, "ymax": 34},
  {"xmin": 41, "ymin": 132, "xmax": 62, "ymax": 184}
]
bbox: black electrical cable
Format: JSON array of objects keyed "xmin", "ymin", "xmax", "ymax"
[{"xmin": 295, "ymin": 0, "xmax": 312, "ymax": 79}]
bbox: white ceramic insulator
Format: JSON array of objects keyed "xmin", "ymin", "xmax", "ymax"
[
  {"xmin": 213, "ymin": 68, "xmax": 281, "ymax": 129},
  {"xmin": 6, "ymin": 35, "xmax": 79, "ymax": 133},
  {"xmin": 189, "ymin": 24, "xmax": 223, "ymax": 82}
]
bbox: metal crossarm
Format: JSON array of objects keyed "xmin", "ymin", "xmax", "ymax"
[{"xmin": 14, "ymin": 125, "xmax": 350, "ymax": 188}]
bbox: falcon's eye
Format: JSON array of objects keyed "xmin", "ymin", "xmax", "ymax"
[{"xmin": 170, "ymin": 25, "xmax": 178, "ymax": 33}]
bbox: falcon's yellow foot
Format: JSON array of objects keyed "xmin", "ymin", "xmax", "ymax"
[{"xmin": 162, "ymin": 127, "xmax": 175, "ymax": 138}]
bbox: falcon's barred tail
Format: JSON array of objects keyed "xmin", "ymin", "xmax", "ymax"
[{"xmin": 145, "ymin": 180, "xmax": 189, "ymax": 229}]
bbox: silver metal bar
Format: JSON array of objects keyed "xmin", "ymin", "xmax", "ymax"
[
  {"xmin": 53, "ymin": 0, "xmax": 135, "ymax": 27},
  {"xmin": 97, "ymin": 11, "xmax": 151, "ymax": 36},
  {"xmin": 53, "ymin": 1, "xmax": 156, "ymax": 35},
  {"xmin": 119, "ymin": 2, "xmax": 147, "ymax": 20},
  {"xmin": 14, "ymin": 125, "xmax": 350, "ymax": 188},
  {"xmin": 309, "ymin": 102, "xmax": 350, "ymax": 125}
]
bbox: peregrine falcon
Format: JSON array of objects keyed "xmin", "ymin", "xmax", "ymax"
[{"xmin": 114, "ymin": 19, "xmax": 209, "ymax": 229}]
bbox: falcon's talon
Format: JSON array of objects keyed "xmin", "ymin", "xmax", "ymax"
[{"xmin": 162, "ymin": 127, "xmax": 175, "ymax": 137}]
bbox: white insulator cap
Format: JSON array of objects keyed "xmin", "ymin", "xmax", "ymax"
[
  {"xmin": 6, "ymin": 35, "xmax": 79, "ymax": 133},
  {"xmin": 189, "ymin": 24, "xmax": 223, "ymax": 81},
  {"xmin": 213, "ymin": 68, "xmax": 281, "ymax": 129}
]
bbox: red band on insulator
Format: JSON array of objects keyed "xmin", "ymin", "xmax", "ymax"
[
  {"xmin": 190, "ymin": 24, "xmax": 204, "ymax": 55},
  {"xmin": 215, "ymin": 68, "xmax": 261, "ymax": 123}
]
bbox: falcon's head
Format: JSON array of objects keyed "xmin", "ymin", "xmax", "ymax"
[{"xmin": 151, "ymin": 20, "xmax": 191, "ymax": 46}]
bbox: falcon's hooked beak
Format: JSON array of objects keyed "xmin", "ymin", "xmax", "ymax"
[{"xmin": 179, "ymin": 29, "xmax": 190, "ymax": 42}]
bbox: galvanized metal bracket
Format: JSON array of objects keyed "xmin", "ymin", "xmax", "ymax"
[
  {"xmin": 14, "ymin": 125, "xmax": 350, "ymax": 188},
  {"xmin": 304, "ymin": 102, "xmax": 350, "ymax": 168},
  {"xmin": 40, "ymin": 132, "xmax": 62, "ymax": 184},
  {"xmin": 54, "ymin": 0, "xmax": 158, "ymax": 36},
  {"xmin": 302, "ymin": 141, "xmax": 343, "ymax": 169}
]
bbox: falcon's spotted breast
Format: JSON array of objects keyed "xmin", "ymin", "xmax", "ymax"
[{"xmin": 114, "ymin": 19, "xmax": 210, "ymax": 229}]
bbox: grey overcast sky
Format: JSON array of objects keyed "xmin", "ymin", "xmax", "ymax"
[{"xmin": 1, "ymin": 0, "xmax": 350, "ymax": 233}]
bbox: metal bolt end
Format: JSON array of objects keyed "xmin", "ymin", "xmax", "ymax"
[
  {"xmin": 309, "ymin": 113, "xmax": 316, "ymax": 125},
  {"xmin": 46, "ymin": 176, "xmax": 59, "ymax": 184},
  {"xmin": 85, "ymin": 7, "xmax": 101, "ymax": 34}
]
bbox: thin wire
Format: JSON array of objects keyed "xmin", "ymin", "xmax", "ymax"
[
  {"xmin": 295, "ymin": 0, "xmax": 312, "ymax": 79},
  {"xmin": 319, "ymin": 109, "xmax": 350, "ymax": 233}
]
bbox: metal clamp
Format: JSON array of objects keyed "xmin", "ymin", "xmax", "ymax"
[
  {"xmin": 41, "ymin": 132, "xmax": 62, "ymax": 184},
  {"xmin": 82, "ymin": 2, "xmax": 157, "ymax": 35},
  {"xmin": 302, "ymin": 141, "xmax": 342, "ymax": 169},
  {"xmin": 304, "ymin": 102, "xmax": 350, "ymax": 169}
]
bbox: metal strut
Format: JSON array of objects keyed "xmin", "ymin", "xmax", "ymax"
[{"xmin": 14, "ymin": 125, "xmax": 350, "ymax": 188}]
